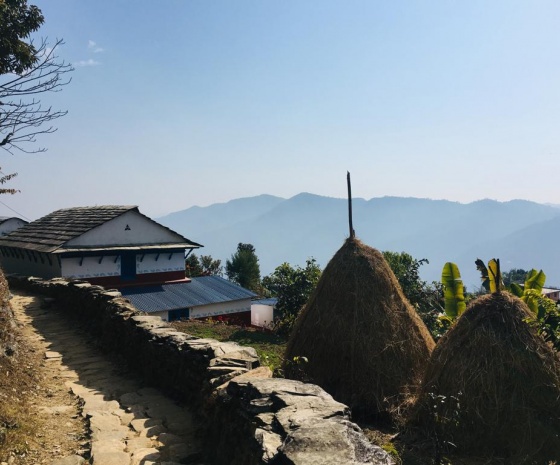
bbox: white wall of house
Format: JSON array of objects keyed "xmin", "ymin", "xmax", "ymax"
[
  {"xmin": 61, "ymin": 255, "xmax": 120, "ymax": 279},
  {"xmin": 543, "ymin": 288, "xmax": 560, "ymax": 302},
  {"xmin": 65, "ymin": 210, "xmax": 186, "ymax": 247},
  {"xmin": 0, "ymin": 218, "xmax": 27, "ymax": 237},
  {"xmin": 149, "ymin": 310, "xmax": 169, "ymax": 321},
  {"xmin": 0, "ymin": 252, "xmax": 61, "ymax": 278},
  {"xmin": 251, "ymin": 304, "xmax": 274, "ymax": 328},
  {"xmin": 189, "ymin": 299, "xmax": 251, "ymax": 319},
  {"xmin": 136, "ymin": 252, "xmax": 184, "ymax": 275}
]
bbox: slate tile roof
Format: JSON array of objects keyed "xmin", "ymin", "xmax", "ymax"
[
  {"xmin": 120, "ymin": 276, "xmax": 257, "ymax": 313},
  {"xmin": 0, "ymin": 205, "xmax": 200, "ymax": 253}
]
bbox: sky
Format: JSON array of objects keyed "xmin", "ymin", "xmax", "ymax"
[{"xmin": 2, "ymin": 0, "xmax": 560, "ymax": 221}]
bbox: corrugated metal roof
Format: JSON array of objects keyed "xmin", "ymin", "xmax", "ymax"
[
  {"xmin": 0, "ymin": 205, "xmax": 201, "ymax": 253},
  {"xmin": 120, "ymin": 276, "xmax": 257, "ymax": 313},
  {"xmin": 252, "ymin": 298, "xmax": 278, "ymax": 306}
]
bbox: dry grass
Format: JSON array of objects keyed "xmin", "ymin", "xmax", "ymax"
[
  {"xmin": 0, "ymin": 272, "xmax": 40, "ymax": 461},
  {"xmin": 409, "ymin": 292, "xmax": 560, "ymax": 463},
  {"xmin": 285, "ymin": 237, "xmax": 435, "ymax": 421}
]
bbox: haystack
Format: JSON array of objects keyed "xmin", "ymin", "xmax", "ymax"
[
  {"xmin": 285, "ymin": 237, "xmax": 435, "ymax": 419},
  {"xmin": 409, "ymin": 292, "xmax": 560, "ymax": 461}
]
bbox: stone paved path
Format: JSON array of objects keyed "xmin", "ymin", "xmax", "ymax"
[{"xmin": 12, "ymin": 292, "xmax": 206, "ymax": 465}]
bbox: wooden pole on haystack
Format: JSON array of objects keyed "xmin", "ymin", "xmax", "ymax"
[{"xmin": 347, "ymin": 171, "xmax": 355, "ymax": 239}]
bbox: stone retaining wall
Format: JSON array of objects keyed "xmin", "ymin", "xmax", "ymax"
[{"xmin": 8, "ymin": 275, "xmax": 393, "ymax": 465}]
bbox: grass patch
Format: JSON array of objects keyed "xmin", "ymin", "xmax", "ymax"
[{"xmin": 171, "ymin": 319, "xmax": 287, "ymax": 372}]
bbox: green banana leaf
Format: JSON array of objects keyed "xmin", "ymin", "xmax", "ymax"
[
  {"xmin": 487, "ymin": 258, "xmax": 502, "ymax": 293},
  {"xmin": 508, "ymin": 282, "xmax": 524, "ymax": 297},
  {"xmin": 442, "ymin": 262, "xmax": 466, "ymax": 319},
  {"xmin": 522, "ymin": 289, "xmax": 540, "ymax": 313},
  {"xmin": 520, "ymin": 270, "xmax": 546, "ymax": 313},
  {"xmin": 524, "ymin": 269, "xmax": 546, "ymax": 293}
]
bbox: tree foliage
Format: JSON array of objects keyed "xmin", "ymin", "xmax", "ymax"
[
  {"xmin": 383, "ymin": 251, "xmax": 445, "ymax": 339},
  {"xmin": 226, "ymin": 243, "xmax": 261, "ymax": 291},
  {"xmin": 0, "ymin": 0, "xmax": 72, "ymax": 155},
  {"xmin": 185, "ymin": 253, "xmax": 223, "ymax": 278},
  {"xmin": 262, "ymin": 259, "xmax": 322, "ymax": 335},
  {"xmin": 503, "ymin": 268, "xmax": 529, "ymax": 287}
]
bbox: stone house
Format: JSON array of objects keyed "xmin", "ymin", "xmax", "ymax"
[
  {"xmin": 0, "ymin": 205, "xmax": 257, "ymax": 322},
  {"xmin": 0, "ymin": 205, "xmax": 201, "ymax": 286}
]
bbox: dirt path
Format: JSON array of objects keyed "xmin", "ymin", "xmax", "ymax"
[{"xmin": 10, "ymin": 290, "xmax": 206, "ymax": 465}]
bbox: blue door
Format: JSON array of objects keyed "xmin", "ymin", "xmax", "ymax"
[{"xmin": 121, "ymin": 253, "xmax": 136, "ymax": 280}]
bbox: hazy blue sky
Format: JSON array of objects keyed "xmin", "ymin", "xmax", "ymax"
[{"xmin": 2, "ymin": 0, "xmax": 560, "ymax": 220}]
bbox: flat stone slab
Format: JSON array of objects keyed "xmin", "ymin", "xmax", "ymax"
[
  {"xmin": 130, "ymin": 418, "xmax": 162, "ymax": 433},
  {"xmin": 90, "ymin": 450, "xmax": 131, "ymax": 465},
  {"xmin": 89, "ymin": 412, "xmax": 129, "ymax": 442},
  {"xmin": 278, "ymin": 418, "xmax": 394, "ymax": 465},
  {"xmin": 157, "ymin": 433, "xmax": 183, "ymax": 446},
  {"xmin": 91, "ymin": 440, "xmax": 126, "ymax": 455},
  {"xmin": 119, "ymin": 392, "xmax": 142, "ymax": 406},
  {"xmin": 125, "ymin": 437, "xmax": 154, "ymax": 452},
  {"xmin": 130, "ymin": 448, "xmax": 160, "ymax": 465},
  {"xmin": 140, "ymin": 424, "xmax": 167, "ymax": 438},
  {"xmin": 45, "ymin": 350, "xmax": 63, "ymax": 359}
]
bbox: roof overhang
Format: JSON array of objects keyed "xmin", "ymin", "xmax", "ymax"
[{"xmin": 54, "ymin": 243, "xmax": 201, "ymax": 254}]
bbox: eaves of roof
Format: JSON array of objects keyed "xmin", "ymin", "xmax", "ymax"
[{"xmin": 0, "ymin": 205, "xmax": 202, "ymax": 253}]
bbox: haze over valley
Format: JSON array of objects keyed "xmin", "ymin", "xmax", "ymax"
[{"xmin": 158, "ymin": 193, "xmax": 560, "ymax": 290}]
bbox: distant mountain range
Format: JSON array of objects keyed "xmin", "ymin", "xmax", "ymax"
[{"xmin": 157, "ymin": 194, "xmax": 560, "ymax": 289}]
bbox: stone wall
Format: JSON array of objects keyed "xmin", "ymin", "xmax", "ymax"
[{"xmin": 7, "ymin": 275, "xmax": 394, "ymax": 465}]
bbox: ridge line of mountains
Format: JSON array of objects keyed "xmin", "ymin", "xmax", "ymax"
[{"xmin": 157, "ymin": 193, "xmax": 560, "ymax": 289}]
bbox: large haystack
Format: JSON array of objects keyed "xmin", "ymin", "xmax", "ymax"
[
  {"xmin": 409, "ymin": 292, "xmax": 560, "ymax": 462},
  {"xmin": 285, "ymin": 237, "xmax": 435, "ymax": 419}
]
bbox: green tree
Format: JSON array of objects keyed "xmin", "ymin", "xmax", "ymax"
[
  {"xmin": 185, "ymin": 254, "xmax": 203, "ymax": 278},
  {"xmin": 199, "ymin": 254, "xmax": 223, "ymax": 277},
  {"xmin": 383, "ymin": 251, "xmax": 445, "ymax": 339},
  {"xmin": 503, "ymin": 268, "xmax": 529, "ymax": 287},
  {"xmin": 1, "ymin": 0, "xmax": 72, "ymax": 155},
  {"xmin": 262, "ymin": 259, "xmax": 322, "ymax": 335},
  {"xmin": 226, "ymin": 243, "xmax": 261, "ymax": 291},
  {"xmin": 185, "ymin": 253, "xmax": 223, "ymax": 277}
]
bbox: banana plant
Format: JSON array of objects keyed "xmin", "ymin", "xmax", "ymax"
[
  {"xmin": 507, "ymin": 269, "xmax": 546, "ymax": 313},
  {"xmin": 441, "ymin": 262, "xmax": 466, "ymax": 319},
  {"xmin": 476, "ymin": 257, "xmax": 547, "ymax": 313},
  {"xmin": 475, "ymin": 258, "xmax": 503, "ymax": 293}
]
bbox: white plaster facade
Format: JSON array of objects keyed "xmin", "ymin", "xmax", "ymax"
[
  {"xmin": 136, "ymin": 253, "xmax": 184, "ymax": 275},
  {"xmin": 61, "ymin": 255, "xmax": 120, "ymax": 279},
  {"xmin": 0, "ymin": 218, "xmax": 27, "ymax": 237},
  {"xmin": 65, "ymin": 210, "xmax": 185, "ymax": 248},
  {"xmin": 189, "ymin": 299, "xmax": 251, "ymax": 319}
]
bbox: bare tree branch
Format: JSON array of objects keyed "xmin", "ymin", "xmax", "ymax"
[{"xmin": 0, "ymin": 38, "xmax": 73, "ymax": 154}]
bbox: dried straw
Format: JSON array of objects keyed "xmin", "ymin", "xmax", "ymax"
[
  {"xmin": 409, "ymin": 292, "xmax": 560, "ymax": 462},
  {"xmin": 285, "ymin": 237, "xmax": 435, "ymax": 420}
]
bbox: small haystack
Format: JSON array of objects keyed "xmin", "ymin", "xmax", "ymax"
[
  {"xmin": 285, "ymin": 237, "xmax": 435, "ymax": 419},
  {"xmin": 409, "ymin": 292, "xmax": 560, "ymax": 461}
]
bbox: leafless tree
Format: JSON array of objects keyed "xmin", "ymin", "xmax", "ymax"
[{"xmin": 0, "ymin": 38, "xmax": 73, "ymax": 155}]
